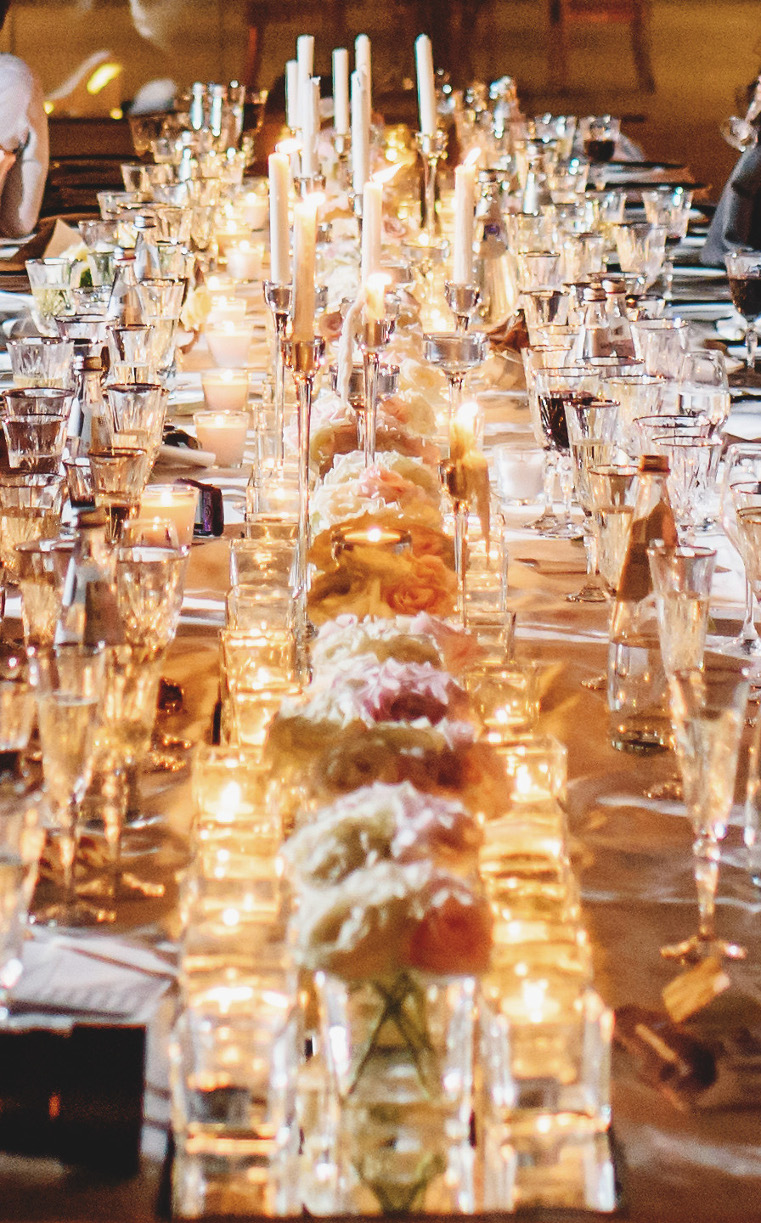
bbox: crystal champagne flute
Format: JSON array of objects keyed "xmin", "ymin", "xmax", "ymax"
[{"xmin": 662, "ymin": 656, "xmax": 750, "ymax": 962}]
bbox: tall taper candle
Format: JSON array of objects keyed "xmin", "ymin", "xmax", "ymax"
[
  {"xmin": 268, "ymin": 152, "xmax": 290, "ymax": 285},
  {"xmin": 285, "ymin": 60, "xmax": 299, "ymax": 131},
  {"xmin": 351, "ymin": 70, "xmax": 370, "ymax": 193},
  {"xmin": 361, "ymin": 179, "xmax": 382, "ymax": 282},
  {"xmin": 333, "ymin": 48, "xmax": 349, "ymax": 134},
  {"xmin": 355, "ymin": 33, "xmax": 372, "ymax": 119},
  {"xmin": 415, "ymin": 34, "xmax": 437, "ymax": 137},
  {"xmin": 300, "ymin": 76, "xmax": 318, "ymax": 177},
  {"xmin": 292, "ymin": 197, "xmax": 317, "ymax": 342},
  {"xmin": 453, "ymin": 163, "xmax": 477, "ymax": 285},
  {"xmin": 296, "ymin": 34, "xmax": 314, "ymax": 79}
]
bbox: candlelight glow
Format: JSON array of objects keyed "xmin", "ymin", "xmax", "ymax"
[{"xmin": 373, "ymin": 162, "xmax": 404, "ymax": 186}]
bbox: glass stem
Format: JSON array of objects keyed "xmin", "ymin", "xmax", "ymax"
[
  {"xmin": 694, "ymin": 831, "xmax": 720, "ymax": 943},
  {"xmin": 421, "ymin": 153, "xmax": 439, "ymax": 241},
  {"xmin": 448, "ymin": 375, "xmax": 464, "ymax": 429},
  {"xmin": 274, "ymin": 312, "xmax": 288, "ymax": 469},
  {"xmin": 742, "ymin": 579, "xmax": 758, "ymax": 644},
  {"xmin": 59, "ymin": 808, "xmax": 77, "ymax": 910},
  {"xmin": 295, "ymin": 372, "xmax": 313, "ymax": 639},
  {"xmin": 558, "ymin": 453, "xmax": 575, "ymax": 527},
  {"xmin": 542, "ymin": 451, "xmax": 556, "ymax": 515},
  {"xmin": 747, "ymin": 323, "xmax": 758, "ymax": 371},
  {"xmin": 584, "ymin": 523, "xmax": 598, "ymax": 578},
  {"xmin": 363, "ymin": 348, "xmax": 379, "ymax": 466},
  {"xmin": 454, "ymin": 500, "xmax": 468, "ymax": 628}
]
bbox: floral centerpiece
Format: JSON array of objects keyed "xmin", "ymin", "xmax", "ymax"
[{"xmin": 285, "ymin": 786, "xmax": 492, "ymax": 1214}]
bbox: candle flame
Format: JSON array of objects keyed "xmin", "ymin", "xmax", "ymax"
[
  {"xmin": 373, "ymin": 161, "xmax": 403, "ymax": 186},
  {"xmin": 464, "ymin": 147, "xmax": 482, "ymax": 167},
  {"xmin": 455, "ymin": 398, "xmax": 479, "ymax": 440},
  {"xmin": 276, "ymin": 137, "xmax": 301, "ymax": 156}
]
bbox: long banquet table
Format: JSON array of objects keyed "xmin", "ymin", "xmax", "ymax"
[{"xmin": 3, "ymin": 231, "xmax": 761, "ymax": 1222}]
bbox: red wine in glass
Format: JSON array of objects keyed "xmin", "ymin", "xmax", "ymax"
[
  {"xmin": 728, "ymin": 274, "xmax": 761, "ymax": 321},
  {"xmin": 584, "ymin": 137, "xmax": 616, "ymax": 163}
]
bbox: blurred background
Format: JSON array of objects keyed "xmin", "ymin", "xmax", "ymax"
[{"xmin": 3, "ymin": 0, "xmax": 761, "ymax": 198}]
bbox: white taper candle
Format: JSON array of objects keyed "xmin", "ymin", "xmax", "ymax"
[
  {"xmin": 351, "ymin": 69, "xmax": 370, "ymax": 194},
  {"xmin": 333, "ymin": 48, "xmax": 349, "ymax": 135},
  {"xmin": 285, "ymin": 60, "xmax": 299, "ymax": 130},
  {"xmin": 355, "ymin": 33, "xmax": 372, "ymax": 119},
  {"xmin": 268, "ymin": 152, "xmax": 290, "ymax": 285},
  {"xmin": 361, "ymin": 179, "xmax": 382, "ymax": 283},
  {"xmin": 292, "ymin": 197, "xmax": 317, "ymax": 342},
  {"xmin": 415, "ymin": 34, "xmax": 437, "ymax": 137},
  {"xmin": 453, "ymin": 163, "xmax": 477, "ymax": 284}
]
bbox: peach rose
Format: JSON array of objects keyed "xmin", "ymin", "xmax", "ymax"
[{"xmin": 381, "ymin": 553, "xmax": 457, "ymax": 618}]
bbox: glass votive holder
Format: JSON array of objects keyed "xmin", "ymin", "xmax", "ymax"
[
  {"xmin": 194, "ymin": 410, "xmax": 249, "ymax": 469},
  {"xmin": 225, "ymin": 584, "xmax": 293, "ymax": 634},
  {"xmin": 192, "ymin": 744, "xmax": 281, "ymax": 840},
  {"xmin": 206, "ymin": 297, "xmax": 248, "ymax": 327},
  {"xmin": 465, "ymin": 660, "xmax": 540, "ymax": 739},
  {"xmin": 169, "ymin": 979, "xmax": 300, "ymax": 1219},
  {"xmin": 479, "ymin": 965, "xmax": 614, "ymax": 1213},
  {"xmin": 493, "ymin": 441, "xmax": 546, "ymax": 506},
  {"xmin": 468, "ymin": 611, "xmax": 517, "ymax": 665},
  {"xmin": 139, "ymin": 484, "xmax": 199, "ymax": 547},
  {"xmin": 225, "ymin": 240, "xmax": 264, "ymax": 282},
  {"xmin": 230, "ymin": 532, "xmax": 296, "ymax": 587},
  {"xmin": 496, "ymin": 734, "xmax": 568, "ymax": 807},
  {"xmin": 245, "ymin": 470, "xmax": 300, "ymax": 524},
  {"xmin": 205, "ymin": 322, "xmax": 254, "ymax": 368},
  {"xmin": 200, "ymin": 369, "xmax": 250, "ymax": 413}
]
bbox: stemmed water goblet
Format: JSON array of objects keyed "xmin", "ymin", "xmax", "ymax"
[
  {"xmin": 726, "ymin": 250, "xmax": 761, "ymax": 373},
  {"xmin": 0, "ymin": 473, "xmax": 63, "ymax": 623},
  {"xmin": 719, "ymin": 447, "xmax": 761, "ymax": 661},
  {"xmin": 422, "ymin": 331, "xmax": 489, "ymax": 428},
  {"xmin": 564, "ymin": 397, "xmax": 622, "ymax": 601},
  {"xmin": 89, "ymin": 446, "xmax": 150, "ymax": 543},
  {"xmin": 31, "ymin": 641, "xmax": 106, "ymax": 926},
  {"xmin": 0, "ymin": 778, "xmax": 45, "ymax": 1019},
  {"xmin": 641, "ymin": 188, "xmax": 694, "ymax": 299},
  {"xmin": 15, "ymin": 539, "xmax": 73, "ymax": 654},
  {"xmin": 649, "ymin": 432, "xmax": 723, "ymax": 542},
  {"xmin": 7, "ymin": 336, "xmax": 74, "ymax": 390},
  {"xmin": 676, "ymin": 349, "xmax": 730, "ymax": 436},
  {"xmin": 579, "ymin": 116, "xmax": 620, "ymax": 189},
  {"xmin": 613, "ymin": 223, "xmax": 667, "ymax": 294},
  {"xmin": 1, "ymin": 412, "xmax": 68, "ymax": 476},
  {"xmin": 645, "ymin": 541, "xmax": 717, "ymax": 801},
  {"xmin": 533, "ymin": 366, "xmax": 599, "ymax": 540},
  {"xmin": 661, "ymin": 655, "xmax": 750, "ymax": 962}
]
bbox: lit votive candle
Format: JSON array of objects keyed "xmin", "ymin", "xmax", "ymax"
[
  {"xmin": 195, "ymin": 410, "xmax": 249, "ymax": 468},
  {"xmin": 140, "ymin": 484, "xmax": 199, "ymax": 547},
  {"xmin": 225, "ymin": 240, "xmax": 264, "ymax": 282},
  {"xmin": 240, "ymin": 192, "xmax": 268, "ymax": 231},
  {"xmin": 205, "ymin": 322, "xmax": 254, "ymax": 368},
  {"xmin": 206, "ymin": 296, "xmax": 248, "ymax": 327},
  {"xmin": 205, "ymin": 274, "xmax": 237, "ymax": 299},
  {"xmin": 215, "ymin": 225, "xmax": 249, "ymax": 257},
  {"xmin": 201, "ymin": 368, "xmax": 250, "ymax": 411}
]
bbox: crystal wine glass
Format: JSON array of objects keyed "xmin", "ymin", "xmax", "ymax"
[
  {"xmin": 663, "ymin": 656, "xmax": 750, "ymax": 961},
  {"xmin": 32, "ymin": 642, "xmax": 106, "ymax": 926},
  {"xmin": 726, "ymin": 250, "xmax": 761, "ymax": 371}
]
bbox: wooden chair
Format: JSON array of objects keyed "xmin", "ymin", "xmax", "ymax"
[{"xmin": 549, "ymin": 0, "xmax": 656, "ymax": 94}]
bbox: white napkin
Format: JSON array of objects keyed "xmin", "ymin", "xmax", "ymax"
[{"xmin": 13, "ymin": 930, "xmax": 176, "ymax": 1023}]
